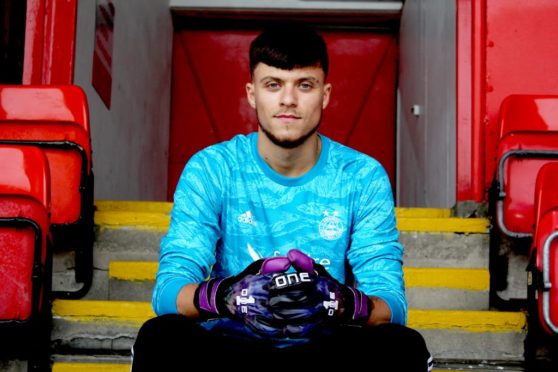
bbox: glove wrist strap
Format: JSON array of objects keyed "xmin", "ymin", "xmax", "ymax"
[
  {"xmin": 347, "ymin": 287, "xmax": 372, "ymax": 324},
  {"xmin": 194, "ymin": 278, "xmax": 226, "ymax": 318}
]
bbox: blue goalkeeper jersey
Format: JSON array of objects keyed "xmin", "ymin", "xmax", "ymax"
[{"xmin": 153, "ymin": 132, "xmax": 406, "ymax": 343}]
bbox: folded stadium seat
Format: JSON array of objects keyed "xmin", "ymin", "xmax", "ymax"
[
  {"xmin": 0, "ymin": 145, "xmax": 52, "ymax": 363},
  {"xmin": 494, "ymin": 95, "xmax": 558, "ymax": 238},
  {"xmin": 529, "ymin": 162, "xmax": 558, "ymax": 335},
  {"xmin": 0, "ymin": 85, "xmax": 94, "ymax": 298}
]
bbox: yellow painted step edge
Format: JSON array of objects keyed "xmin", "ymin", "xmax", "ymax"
[
  {"xmin": 397, "ymin": 217, "xmax": 489, "ymax": 233},
  {"xmin": 95, "ymin": 201, "xmax": 478, "ymax": 233},
  {"xmin": 52, "ymin": 300, "xmax": 525, "ymax": 333},
  {"xmin": 95, "ymin": 201, "xmax": 450, "ymax": 219},
  {"xmin": 53, "ymin": 362, "xmax": 130, "ymax": 372},
  {"xmin": 49, "ymin": 362, "xmax": 444, "ymax": 372},
  {"xmin": 407, "ymin": 309, "xmax": 526, "ymax": 332},
  {"xmin": 95, "ymin": 211, "xmax": 489, "ymax": 234},
  {"xmin": 95, "ymin": 200, "xmax": 172, "ymax": 213},
  {"xmin": 405, "ymin": 267, "xmax": 489, "ymax": 290},
  {"xmin": 109, "ymin": 261, "xmax": 489, "ymax": 291},
  {"xmin": 94, "ymin": 211, "xmax": 170, "ymax": 232},
  {"xmin": 53, "ymin": 300, "xmax": 154, "ymax": 326},
  {"xmin": 396, "ymin": 208, "xmax": 451, "ymax": 218},
  {"xmin": 109, "ymin": 261, "xmax": 159, "ymax": 282}
]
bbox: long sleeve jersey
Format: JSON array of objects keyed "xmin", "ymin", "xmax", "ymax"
[{"xmin": 153, "ymin": 132, "xmax": 407, "ymax": 343}]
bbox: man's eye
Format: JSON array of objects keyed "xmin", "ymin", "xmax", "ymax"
[
  {"xmin": 266, "ymin": 82, "xmax": 280, "ymax": 89},
  {"xmin": 300, "ymin": 82, "xmax": 313, "ymax": 90}
]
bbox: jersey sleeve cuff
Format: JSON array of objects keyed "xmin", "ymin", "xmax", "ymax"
[{"xmin": 153, "ymin": 278, "xmax": 191, "ymax": 315}]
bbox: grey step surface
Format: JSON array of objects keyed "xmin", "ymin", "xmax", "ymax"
[
  {"xmin": 50, "ymin": 299, "xmax": 526, "ymax": 362},
  {"xmin": 48, "ymin": 356, "xmax": 528, "ymax": 372},
  {"xmin": 49, "ymin": 202, "xmax": 525, "ymax": 365},
  {"xmin": 108, "ymin": 277, "xmax": 489, "ymax": 309},
  {"xmin": 51, "ymin": 202, "xmax": 492, "ymax": 309},
  {"xmin": 66, "ymin": 228, "xmax": 490, "ymax": 302},
  {"xmin": 106, "ymin": 261, "xmax": 490, "ymax": 309}
]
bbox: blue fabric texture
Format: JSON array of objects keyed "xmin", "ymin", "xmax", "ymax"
[{"xmin": 153, "ymin": 132, "xmax": 407, "ymax": 344}]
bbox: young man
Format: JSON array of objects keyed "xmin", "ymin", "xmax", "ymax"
[{"xmin": 132, "ymin": 23, "xmax": 432, "ymax": 371}]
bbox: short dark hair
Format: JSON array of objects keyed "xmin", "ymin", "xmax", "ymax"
[{"xmin": 249, "ymin": 23, "xmax": 329, "ymax": 77}]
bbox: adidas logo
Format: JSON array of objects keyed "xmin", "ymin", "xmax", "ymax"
[{"xmin": 238, "ymin": 210, "xmax": 256, "ymax": 226}]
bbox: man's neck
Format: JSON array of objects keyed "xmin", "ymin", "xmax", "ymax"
[{"xmin": 257, "ymin": 132, "xmax": 322, "ymax": 178}]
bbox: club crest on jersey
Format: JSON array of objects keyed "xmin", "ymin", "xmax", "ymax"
[
  {"xmin": 238, "ymin": 210, "xmax": 256, "ymax": 226},
  {"xmin": 319, "ymin": 211, "xmax": 344, "ymax": 241}
]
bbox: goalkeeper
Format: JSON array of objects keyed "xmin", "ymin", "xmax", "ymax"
[{"xmin": 132, "ymin": 22, "xmax": 432, "ymax": 371}]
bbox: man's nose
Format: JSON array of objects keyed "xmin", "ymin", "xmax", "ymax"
[{"xmin": 280, "ymin": 86, "xmax": 297, "ymax": 107}]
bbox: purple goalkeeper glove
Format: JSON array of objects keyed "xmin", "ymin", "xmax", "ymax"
[
  {"xmin": 193, "ymin": 257, "xmax": 290, "ymax": 337},
  {"xmin": 269, "ymin": 249, "xmax": 372, "ymax": 334}
]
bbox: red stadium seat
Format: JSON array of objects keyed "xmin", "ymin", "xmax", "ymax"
[
  {"xmin": 0, "ymin": 85, "xmax": 94, "ymax": 297},
  {"xmin": 0, "ymin": 146, "xmax": 52, "ymax": 361},
  {"xmin": 529, "ymin": 162, "xmax": 558, "ymax": 335},
  {"xmin": 0, "ymin": 146, "xmax": 50, "ymax": 321},
  {"xmin": 494, "ymin": 95, "xmax": 558, "ymax": 238}
]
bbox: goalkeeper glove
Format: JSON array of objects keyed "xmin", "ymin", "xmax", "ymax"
[
  {"xmin": 193, "ymin": 256, "xmax": 290, "ymax": 337},
  {"xmin": 272, "ymin": 249, "xmax": 372, "ymax": 327}
]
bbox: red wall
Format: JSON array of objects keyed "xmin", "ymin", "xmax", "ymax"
[
  {"xmin": 168, "ymin": 28, "xmax": 397, "ymax": 199},
  {"xmin": 23, "ymin": 0, "xmax": 77, "ymax": 85},
  {"xmin": 457, "ymin": 0, "xmax": 558, "ymax": 202}
]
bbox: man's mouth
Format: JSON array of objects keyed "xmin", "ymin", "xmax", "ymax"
[{"xmin": 274, "ymin": 113, "xmax": 301, "ymax": 120}]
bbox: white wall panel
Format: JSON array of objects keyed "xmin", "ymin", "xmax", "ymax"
[
  {"xmin": 397, "ymin": 0, "xmax": 456, "ymax": 208},
  {"xmin": 74, "ymin": 0, "xmax": 173, "ymax": 200},
  {"xmin": 170, "ymin": 0, "xmax": 402, "ymax": 13}
]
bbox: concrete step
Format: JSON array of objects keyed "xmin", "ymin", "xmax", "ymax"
[
  {"xmin": 107, "ymin": 260, "xmax": 490, "ymax": 309},
  {"xmin": 0, "ymin": 360, "xmax": 26, "ymax": 372},
  {"xmin": 92, "ymin": 201, "xmax": 489, "ymax": 233},
  {"xmin": 0, "ymin": 357, "xmax": 531, "ymax": 372},
  {"xmin": 68, "ymin": 201, "xmax": 491, "ymax": 303},
  {"xmin": 90, "ymin": 202, "xmax": 490, "ymax": 269},
  {"xmin": 49, "ymin": 202, "xmax": 507, "ymax": 366},
  {"xmin": 2, "ymin": 202, "xmax": 530, "ymax": 370},
  {"xmin": 49, "ymin": 350, "xmax": 529, "ymax": 372},
  {"xmin": 0, "ymin": 359, "xmax": 524, "ymax": 372},
  {"xmin": 53, "ymin": 363, "xmax": 129, "ymax": 372},
  {"xmin": 50, "ymin": 299, "xmax": 526, "ymax": 362},
  {"xmin": 50, "ymin": 355, "xmax": 132, "ymax": 371},
  {"xmin": 50, "ymin": 360, "xmax": 526, "ymax": 372}
]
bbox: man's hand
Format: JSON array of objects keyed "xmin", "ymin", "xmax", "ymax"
[
  {"xmin": 267, "ymin": 269, "xmax": 326, "ymax": 338},
  {"xmin": 269, "ymin": 249, "xmax": 372, "ymax": 332},
  {"xmin": 193, "ymin": 257, "xmax": 290, "ymax": 337}
]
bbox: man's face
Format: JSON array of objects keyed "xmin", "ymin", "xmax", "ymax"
[{"xmin": 246, "ymin": 63, "xmax": 332, "ymax": 149}]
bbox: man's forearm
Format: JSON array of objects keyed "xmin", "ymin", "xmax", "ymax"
[{"xmin": 176, "ymin": 283, "xmax": 200, "ymax": 317}]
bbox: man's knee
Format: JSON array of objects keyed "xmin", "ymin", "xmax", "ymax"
[
  {"xmin": 372, "ymin": 324, "xmax": 429, "ymax": 351},
  {"xmin": 376, "ymin": 324, "xmax": 432, "ymax": 369},
  {"xmin": 139, "ymin": 314, "xmax": 182, "ymax": 332},
  {"xmin": 381, "ymin": 324, "xmax": 427, "ymax": 345},
  {"xmin": 346, "ymin": 324, "xmax": 431, "ymax": 371},
  {"xmin": 132, "ymin": 315, "xmax": 199, "ymax": 372},
  {"xmin": 134, "ymin": 314, "xmax": 194, "ymax": 351}
]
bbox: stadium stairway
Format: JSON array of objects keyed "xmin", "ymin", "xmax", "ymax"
[{"xmin": 2, "ymin": 201, "xmax": 528, "ymax": 371}]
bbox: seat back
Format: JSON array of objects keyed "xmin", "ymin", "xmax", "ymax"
[
  {"xmin": 0, "ymin": 145, "xmax": 50, "ymax": 322},
  {"xmin": 499, "ymin": 95, "xmax": 558, "ymax": 138},
  {"xmin": 0, "ymin": 85, "xmax": 94, "ymax": 297},
  {"xmin": 533, "ymin": 162, "xmax": 558, "ymax": 228},
  {"xmin": 495, "ymin": 95, "xmax": 558, "ymax": 238},
  {"xmin": 530, "ymin": 162, "xmax": 558, "ymax": 334},
  {"xmin": 0, "ymin": 85, "xmax": 92, "ymax": 225}
]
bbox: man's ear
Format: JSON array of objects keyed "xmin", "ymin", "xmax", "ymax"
[
  {"xmin": 322, "ymin": 83, "xmax": 332, "ymax": 109},
  {"xmin": 246, "ymin": 83, "xmax": 256, "ymax": 108}
]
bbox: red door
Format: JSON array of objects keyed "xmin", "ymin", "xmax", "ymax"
[{"xmin": 168, "ymin": 27, "xmax": 397, "ymax": 200}]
